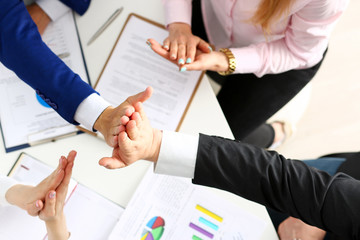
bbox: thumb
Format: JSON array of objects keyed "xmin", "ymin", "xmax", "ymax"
[
  {"xmin": 39, "ymin": 191, "xmax": 56, "ymax": 220},
  {"xmin": 126, "ymin": 87, "xmax": 153, "ymax": 105},
  {"xmin": 27, "ymin": 200, "xmax": 44, "ymax": 217}
]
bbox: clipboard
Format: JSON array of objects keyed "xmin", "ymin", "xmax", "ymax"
[
  {"xmin": 0, "ymin": 11, "xmax": 89, "ymax": 153},
  {"xmin": 92, "ymin": 13, "xmax": 204, "ymax": 133}
]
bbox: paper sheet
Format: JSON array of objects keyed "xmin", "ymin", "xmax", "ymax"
[
  {"xmin": 0, "ymin": 11, "xmax": 88, "ymax": 152},
  {"xmin": 0, "ymin": 153, "xmax": 124, "ymax": 240},
  {"xmin": 109, "ymin": 168, "xmax": 267, "ymax": 240},
  {"xmin": 95, "ymin": 15, "xmax": 202, "ymax": 131}
]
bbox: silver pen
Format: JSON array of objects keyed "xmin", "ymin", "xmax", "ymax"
[{"xmin": 87, "ymin": 7, "xmax": 124, "ymax": 46}]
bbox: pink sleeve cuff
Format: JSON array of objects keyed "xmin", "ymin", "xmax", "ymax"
[
  {"xmin": 230, "ymin": 47, "xmax": 263, "ymax": 77},
  {"xmin": 163, "ymin": 0, "xmax": 192, "ymax": 27}
]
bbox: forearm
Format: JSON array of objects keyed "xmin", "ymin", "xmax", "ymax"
[
  {"xmin": 4, "ymin": 184, "xmax": 34, "ymax": 209},
  {"xmin": 45, "ymin": 214, "xmax": 69, "ymax": 240},
  {"xmin": 0, "ymin": 1, "xmax": 95, "ymax": 123},
  {"xmin": 0, "ymin": 176, "xmax": 18, "ymax": 207},
  {"xmin": 163, "ymin": 0, "xmax": 192, "ymax": 26},
  {"xmin": 193, "ymin": 134, "xmax": 360, "ymax": 238}
]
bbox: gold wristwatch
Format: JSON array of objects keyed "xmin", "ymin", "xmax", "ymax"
[{"xmin": 217, "ymin": 48, "xmax": 236, "ymax": 76}]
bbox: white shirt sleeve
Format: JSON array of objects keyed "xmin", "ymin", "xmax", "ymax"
[
  {"xmin": 74, "ymin": 93, "xmax": 111, "ymax": 131},
  {"xmin": 36, "ymin": 0, "xmax": 70, "ymax": 21},
  {"xmin": 154, "ymin": 131, "xmax": 199, "ymax": 178},
  {"xmin": 0, "ymin": 175, "xmax": 18, "ymax": 207}
]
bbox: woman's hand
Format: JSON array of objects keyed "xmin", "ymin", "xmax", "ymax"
[
  {"xmin": 5, "ymin": 156, "xmax": 68, "ymax": 216},
  {"xmin": 39, "ymin": 151, "xmax": 76, "ymax": 240},
  {"xmin": 161, "ymin": 23, "xmax": 212, "ymax": 66},
  {"xmin": 147, "ymin": 38, "xmax": 229, "ymax": 72}
]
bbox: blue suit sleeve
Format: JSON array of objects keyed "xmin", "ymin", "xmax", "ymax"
[
  {"xmin": 0, "ymin": 0, "xmax": 96, "ymax": 124},
  {"xmin": 59, "ymin": 0, "xmax": 91, "ymax": 15}
]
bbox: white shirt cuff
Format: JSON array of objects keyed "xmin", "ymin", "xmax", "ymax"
[
  {"xmin": 154, "ymin": 131, "xmax": 199, "ymax": 178},
  {"xmin": 74, "ymin": 93, "xmax": 111, "ymax": 131},
  {"xmin": 36, "ymin": 0, "xmax": 70, "ymax": 21},
  {"xmin": 0, "ymin": 176, "xmax": 18, "ymax": 207}
]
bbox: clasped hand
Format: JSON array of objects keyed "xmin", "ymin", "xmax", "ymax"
[{"xmin": 98, "ymin": 87, "xmax": 162, "ymax": 169}]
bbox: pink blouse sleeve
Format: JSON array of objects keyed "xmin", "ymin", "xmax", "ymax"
[
  {"xmin": 232, "ymin": 0, "xmax": 349, "ymax": 77},
  {"xmin": 163, "ymin": 0, "xmax": 193, "ymax": 27}
]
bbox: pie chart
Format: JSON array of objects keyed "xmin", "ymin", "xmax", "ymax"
[{"xmin": 141, "ymin": 216, "xmax": 165, "ymax": 240}]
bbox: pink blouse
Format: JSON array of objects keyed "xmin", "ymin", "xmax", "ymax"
[{"xmin": 163, "ymin": 0, "xmax": 349, "ymax": 77}]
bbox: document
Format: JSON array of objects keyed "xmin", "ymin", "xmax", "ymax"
[
  {"xmin": 0, "ymin": 11, "xmax": 89, "ymax": 152},
  {"xmin": 95, "ymin": 14, "xmax": 203, "ymax": 131},
  {"xmin": 0, "ymin": 153, "xmax": 124, "ymax": 240},
  {"xmin": 108, "ymin": 168, "xmax": 267, "ymax": 240}
]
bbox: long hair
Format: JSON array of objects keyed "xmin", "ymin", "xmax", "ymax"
[{"xmin": 250, "ymin": 0, "xmax": 293, "ymax": 34}]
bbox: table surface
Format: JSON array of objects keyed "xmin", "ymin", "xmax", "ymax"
[{"xmin": 0, "ymin": 0, "xmax": 278, "ymax": 239}]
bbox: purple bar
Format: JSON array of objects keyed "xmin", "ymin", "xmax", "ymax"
[{"xmin": 189, "ymin": 223, "xmax": 214, "ymax": 239}]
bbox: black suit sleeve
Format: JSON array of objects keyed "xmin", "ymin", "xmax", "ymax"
[{"xmin": 192, "ymin": 134, "xmax": 360, "ymax": 239}]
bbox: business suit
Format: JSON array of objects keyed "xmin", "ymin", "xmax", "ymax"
[
  {"xmin": 193, "ymin": 134, "xmax": 360, "ymax": 239},
  {"xmin": 0, "ymin": 0, "xmax": 93, "ymax": 124}
]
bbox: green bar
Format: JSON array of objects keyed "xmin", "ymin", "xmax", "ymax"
[{"xmin": 192, "ymin": 235, "xmax": 203, "ymax": 240}]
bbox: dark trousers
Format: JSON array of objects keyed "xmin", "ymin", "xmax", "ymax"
[{"xmin": 192, "ymin": 0, "xmax": 326, "ymax": 147}]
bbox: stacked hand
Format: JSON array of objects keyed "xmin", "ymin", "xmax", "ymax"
[
  {"xmin": 146, "ymin": 23, "xmax": 229, "ymax": 72},
  {"xmin": 278, "ymin": 217, "xmax": 326, "ymax": 240}
]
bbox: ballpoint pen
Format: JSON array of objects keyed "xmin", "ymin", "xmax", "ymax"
[{"xmin": 87, "ymin": 7, "xmax": 124, "ymax": 46}]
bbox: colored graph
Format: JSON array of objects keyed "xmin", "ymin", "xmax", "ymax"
[
  {"xmin": 190, "ymin": 204, "xmax": 223, "ymax": 239},
  {"xmin": 141, "ymin": 216, "xmax": 165, "ymax": 240}
]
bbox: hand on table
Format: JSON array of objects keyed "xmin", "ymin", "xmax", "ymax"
[
  {"xmin": 147, "ymin": 38, "xmax": 228, "ymax": 72},
  {"xmin": 26, "ymin": 3, "xmax": 51, "ymax": 35},
  {"xmin": 94, "ymin": 87, "xmax": 153, "ymax": 147},
  {"xmin": 278, "ymin": 217, "xmax": 326, "ymax": 240},
  {"xmin": 99, "ymin": 98, "xmax": 162, "ymax": 169}
]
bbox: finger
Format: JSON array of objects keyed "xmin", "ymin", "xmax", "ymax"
[
  {"xmin": 109, "ymin": 135, "xmax": 118, "ymax": 147},
  {"xmin": 198, "ymin": 39, "xmax": 212, "ymax": 53},
  {"xmin": 27, "ymin": 200, "xmax": 44, "ymax": 216},
  {"xmin": 169, "ymin": 40, "xmax": 178, "ymax": 60},
  {"xmin": 177, "ymin": 43, "xmax": 186, "ymax": 66},
  {"xmin": 126, "ymin": 120, "xmax": 138, "ymax": 140},
  {"xmin": 124, "ymin": 106, "xmax": 135, "ymax": 117},
  {"xmin": 162, "ymin": 38, "xmax": 170, "ymax": 50},
  {"xmin": 66, "ymin": 150, "xmax": 77, "ymax": 164},
  {"xmin": 126, "ymin": 86, "xmax": 153, "ymax": 105},
  {"xmin": 39, "ymin": 191, "xmax": 56, "ymax": 219},
  {"xmin": 99, "ymin": 157, "xmax": 126, "ymax": 169},
  {"xmin": 186, "ymin": 41, "xmax": 197, "ymax": 64},
  {"xmin": 120, "ymin": 115, "xmax": 130, "ymax": 125},
  {"xmin": 148, "ymin": 39, "xmax": 178, "ymax": 65},
  {"xmin": 134, "ymin": 102, "xmax": 147, "ymax": 121},
  {"xmin": 56, "ymin": 159, "xmax": 74, "ymax": 201}
]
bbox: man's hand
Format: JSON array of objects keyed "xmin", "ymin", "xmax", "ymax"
[
  {"xmin": 99, "ymin": 101, "xmax": 163, "ymax": 169},
  {"xmin": 93, "ymin": 87, "xmax": 153, "ymax": 147},
  {"xmin": 278, "ymin": 217, "xmax": 326, "ymax": 240},
  {"xmin": 26, "ymin": 3, "xmax": 51, "ymax": 35}
]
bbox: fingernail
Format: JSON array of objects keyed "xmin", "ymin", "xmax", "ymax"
[
  {"xmin": 208, "ymin": 46, "xmax": 213, "ymax": 52},
  {"xmin": 171, "ymin": 54, "xmax": 176, "ymax": 60},
  {"xmin": 178, "ymin": 58, "xmax": 184, "ymax": 65},
  {"xmin": 163, "ymin": 45, "xmax": 169, "ymax": 50},
  {"xmin": 146, "ymin": 40, "xmax": 151, "ymax": 47},
  {"xmin": 49, "ymin": 192, "xmax": 56, "ymax": 199},
  {"xmin": 35, "ymin": 200, "xmax": 40, "ymax": 208},
  {"xmin": 186, "ymin": 58, "xmax": 192, "ymax": 64},
  {"xmin": 180, "ymin": 67, "xmax": 187, "ymax": 72}
]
